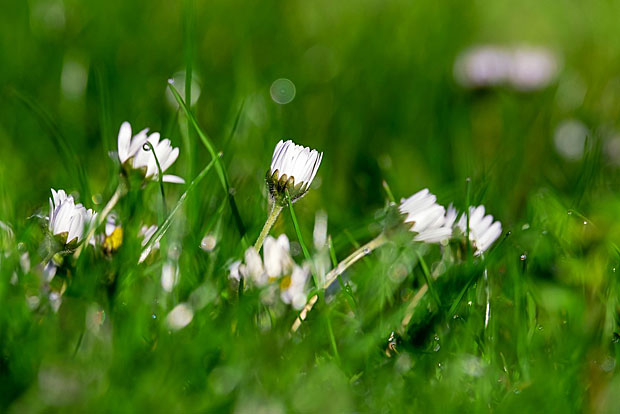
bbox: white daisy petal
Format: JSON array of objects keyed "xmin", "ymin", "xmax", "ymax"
[
  {"xmin": 457, "ymin": 205, "xmax": 502, "ymax": 255},
  {"xmin": 267, "ymin": 139, "xmax": 323, "ymax": 202},
  {"xmin": 117, "ymin": 122, "xmax": 182, "ymax": 184},
  {"xmin": 118, "ymin": 121, "xmax": 132, "ymax": 163},
  {"xmin": 162, "ymin": 175, "xmax": 185, "ymax": 184}
]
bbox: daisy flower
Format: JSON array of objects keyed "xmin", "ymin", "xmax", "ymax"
[
  {"xmin": 280, "ymin": 264, "xmax": 310, "ymax": 310},
  {"xmin": 101, "ymin": 213, "xmax": 123, "ymax": 254},
  {"xmin": 117, "ymin": 121, "xmax": 184, "ymax": 184},
  {"xmin": 229, "ymin": 234, "xmax": 310, "ymax": 308},
  {"xmin": 48, "ymin": 189, "xmax": 96, "ymax": 246},
  {"xmin": 399, "ymin": 189, "xmax": 454, "ymax": 244},
  {"xmin": 263, "ymin": 234, "xmax": 294, "ymax": 280},
  {"xmin": 266, "ymin": 139, "xmax": 322, "ymax": 203},
  {"xmin": 457, "ymin": 205, "xmax": 502, "ymax": 255}
]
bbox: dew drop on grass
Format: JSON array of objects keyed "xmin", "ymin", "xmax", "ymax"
[
  {"xmin": 152, "ymin": 314, "xmax": 157, "ymax": 319},
  {"xmin": 520, "ymin": 254, "xmax": 527, "ymax": 261},
  {"xmin": 363, "ymin": 248, "xmax": 370, "ymax": 255},
  {"xmin": 200, "ymin": 234, "xmax": 217, "ymax": 252}
]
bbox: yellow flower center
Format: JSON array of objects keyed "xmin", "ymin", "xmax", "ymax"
[
  {"xmin": 280, "ymin": 275, "xmax": 292, "ymax": 291},
  {"xmin": 103, "ymin": 227, "xmax": 124, "ymax": 253}
]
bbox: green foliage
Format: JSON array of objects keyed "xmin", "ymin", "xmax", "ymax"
[{"xmin": 1, "ymin": 0, "xmax": 620, "ymax": 412}]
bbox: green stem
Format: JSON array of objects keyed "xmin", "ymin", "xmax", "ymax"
[
  {"xmin": 286, "ymin": 191, "xmax": 311, "ymax": 261},
  {"xmin": 143, "ymin": 141, "xmax": 167, "ymax": 221},
  {"xmin": 167, "ymin": 81, "xmax": 248, "ymax": 247},
  {"xmin": 254, "ymin": 204, "xmax": 283, "ymax": 251},
  {"xmin": 417, "ymin": 251, "xmax": 441, "ymax": 308},
  {"xmin": 140, "ymin": 155, "xmax": 219, "ymax": 263},
  {"xmin": 291, "ymin": 232, "xmax": 389, "ymax": 332}
]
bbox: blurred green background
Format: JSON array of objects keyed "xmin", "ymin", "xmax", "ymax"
[{"xmin": 1, "ymin": 0, "xmax": 620, "ymax": 412}]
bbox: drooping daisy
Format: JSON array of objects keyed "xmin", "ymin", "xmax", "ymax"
[
  {"xmin": 48, "ymin": 189, "xmax": 96, "ymax": 246},
  {"xmin": 117, "ymin": 121, "xmax": 185, "ymax": 184},
  {"xmin": 456, "ymin": 205, "xmax": 502, "ymax": 255},
  {"xmin": 399, "ymin": 189, "xmax": 454, "ymax": 244},
  {"xmin": 266, "ymin": 139, "xmax": 323, "ymax": 203}
]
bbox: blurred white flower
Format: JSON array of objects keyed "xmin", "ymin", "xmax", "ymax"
[
  {"xmin": 117, "ymin": 122, "xmax": 185, "ymax": 184},
  {"xmin": 0, "ymin": 220, "xmax": 14, "ymax": 239},
  {"xmin": 510, "ymin": 47, "xmax": 559, "ymax": 91},
  {"xmin": 280, "ymin": 264, "xmax": 310, "ymax": 309},
  {"xmin": 20, "ymin": 252, "xmax": 31, "ymax": 274},
  {"xmin": 554, "ymin": 119, "xmax": 589, "ymax": 161},
  {"xmin": 48, "ymin": 189, "xmax": 96, "ymax": 245},
  {"xmin": 267, "ymin": 140, "xmax": 323, "ymax": 203},
  {"xmin": 454, "ymin": 45, "xmax": 559, "ymax": 91},
  {"xmin": 244, "ymin": 247, "xmax": 267, "ymax": 286},
  {"xmin": 42, "ymin": 261, "xmax": 57, "ymax": 282},
  {"xmin": 229, "ymin": 234, "xmax": 309, "ymax": 308},
  {"xmin": 161, "ymin": 261, "xmax": 179, "ymax": 292},
  {"xmin": 49, "ymin": 291, "xmax": 62, "ymax": 313},
  {"xmin": 263, "ymin": 234, "xmax": 293, "ymax": 279},
  {"xmin": 457, "ymin": 205, "xmax": 502, "ymax": 255},
  {"xmin": 313, "ymin": 210, "xmax": 328, "ymax": 250},
  {"xmin": 454, "ymin": 46, "xmax": 511, "ymax": 88},
  {"xmin": 229, "ymin": 260, "xmax": 243, "ymax": 282},
  {"xmin": 230, "ymin": 235, "xmax": 294, "ymax": 285},
  {"xmin": 167, "ymin": 303, "xmax": 193, "ymax": 330},
  {"xmin": 399, "ymin": 189, "xmax": 454, "ymax": 244}
]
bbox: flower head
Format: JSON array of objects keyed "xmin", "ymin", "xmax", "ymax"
[
  {"xmin": 399, "ymin": 189, "xmax": 454, "ymax": 244},
  {"xmin": 117, "ymin": 121, "xmax": 184, "ymax": 184},
  {"xmin": 263, "ymin": 234, "xmax": 294, "ymax": 279},
  {"xmin": 266, "ymin": 139, "xmax": 322, "ymax": 204},
  {"xmin": 280, "ymin": 264, "xmax": 310, "ymax": 310},
  {"xmin": 457, "ymin": 205, "xmax": 502, "ymax": 255},
  {"xmin": 48, "ymin": 189, "xmax": 96, "ymax": 246},
  {"xmin": 100, "ymin": 213, "xmax": 123, "ymax": 254},
  {"xmin": 229, "ymin": 234, "xmax": 310, "ymax": 308}
]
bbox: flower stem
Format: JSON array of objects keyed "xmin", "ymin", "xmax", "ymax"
[
  {"xmin": 73, "ymin": 184, "xmax": 123, "ymax": 259},
  {"xmin": 291, "ymin": 232, "xmax": 388, "ymax": 332},
  {"xmin": 254, "ymin": 203, "xmax": 283, "ymax": 251}
]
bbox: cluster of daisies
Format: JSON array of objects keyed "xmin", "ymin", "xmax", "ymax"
[
  {"xmin": 40, "ymin": 120, "xmax": 502, "ymax": 324},
  {"xmin": 227, "ymin": 140, "xmax": 502, "ymax": 314},
  {"xmin": 46, "ymin": 122, "xmax": 183, "ymax": 252},
  {"xmin": 399, "ymin": 189, "xmax": 502, "ymax": 255}
]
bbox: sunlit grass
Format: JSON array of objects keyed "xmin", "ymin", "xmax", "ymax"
[{"xmin": 2, "ymin": 0, "xmax": 620, "ymax": 412}]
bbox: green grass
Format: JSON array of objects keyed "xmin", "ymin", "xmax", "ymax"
[{"xmin": 1, "ymin": 0, "xmax": 620, "ymax": 412}]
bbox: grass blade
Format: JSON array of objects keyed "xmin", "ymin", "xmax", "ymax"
[
  {"xmin": 140, "ymin": 154, "xmax": 219, "ymax": 262},
  {"xmin": 167, "ymin": 81, "xmax": 247, "ymax": 247}
]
